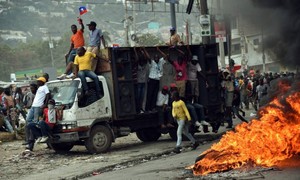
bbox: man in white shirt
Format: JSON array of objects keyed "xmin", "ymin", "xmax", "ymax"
[
  {"xmin": 26, "ymin": 77, "xmax": 50, "ymax": 123},
  {"xmin": 156, "ymin": 86, "xmax": 170, "ymax": 128},
  {"xmin": 187, "ymin": 55, "xmax": 203, "ymax": 103}
]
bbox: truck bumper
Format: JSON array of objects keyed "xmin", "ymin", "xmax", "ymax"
[{"xmin": 52, "ymin": 132, "xmax": 80, "ymax": 142}]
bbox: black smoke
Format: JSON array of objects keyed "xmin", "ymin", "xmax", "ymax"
[{"xmin": 222, "ymin": 0, "xmax": 300, "ymax": 68}]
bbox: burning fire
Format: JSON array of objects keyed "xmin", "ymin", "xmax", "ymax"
[{"xmin": 191, "ymin": 80, "xmax": 300, "ymax": 175}]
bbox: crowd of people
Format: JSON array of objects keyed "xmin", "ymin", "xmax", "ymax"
[{"xmin": 1, "ymin": 17, "xmax": 297, "ymax": 154}]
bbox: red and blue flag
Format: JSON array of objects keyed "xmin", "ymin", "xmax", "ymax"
[{"xmin": 79, "ymin": 6, "xmax": 87, "ymax": 15}]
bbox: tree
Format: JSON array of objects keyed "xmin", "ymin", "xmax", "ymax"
[{"xmin": 135, "ymin": 33, "xmax": 163, "ymax": 46}]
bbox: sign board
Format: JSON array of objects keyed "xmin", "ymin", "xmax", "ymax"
[
  {"xmin": 214, "ymin": 21, "xmax": 226, "ymax": 36},
  {"xmin": 216, "ymin": 35, "xmax": 227, "ymax": 43}
]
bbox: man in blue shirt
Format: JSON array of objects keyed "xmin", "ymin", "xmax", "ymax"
[{"xmin": 86, "ymin": 21, "xmax": 106, "ymax": 71}]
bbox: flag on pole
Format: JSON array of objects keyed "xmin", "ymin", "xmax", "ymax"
[{"xmin": 79, "ymin": 6, "xmax": 87, "ymax": 15}]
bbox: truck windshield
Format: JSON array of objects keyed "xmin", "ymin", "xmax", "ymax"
[{"xmin": 47, "ymin": 80, "xmax": 79, "ymax": 106}]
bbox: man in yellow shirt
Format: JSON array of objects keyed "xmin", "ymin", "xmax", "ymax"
[
  {"xmin": 74, "ymin": 47, "xmax": 101, "ymax": 98},
  {"xmin": 166, "ymin": 27, "xmax": 184, "ymax": 46},
  {"xmin": 172, "ymin": 91, "xmax": 199, "ymax": 153}
]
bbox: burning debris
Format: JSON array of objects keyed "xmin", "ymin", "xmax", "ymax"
[{"xmin": 190, "ymin": 78, "xmax": 300, "ymax": 175}]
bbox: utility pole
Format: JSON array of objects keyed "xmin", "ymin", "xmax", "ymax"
[
  {"xmin": 216, "ymin": 0, "xmax": 225, "ymax": 68},
  {"xmin": 48, "ymin": 32, "xmax": 54, "ymax": 67},
  {"xmin": 170, "ymin": 1, "xmax": 177, "ymax": 29},
  {"xmin": 199, "ymin": 0, "xmax": 210, "ymax": 44},
  {"xmin": 124, "ymin": 0, "xmax": 130, "ymax": 47}
]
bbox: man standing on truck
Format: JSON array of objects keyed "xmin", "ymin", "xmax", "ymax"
[
  {"xmin": 86, "ymin": 21, "xmax": 106, "ymax": 71},
  {"xmin": 57, "ymin": 18, "xmax": 85, "ymax": 79},
  {"xmin": 73, "ymin": 47, "xmax": 101, "ymax": 98},
  {"xmin": 143, "ymin": 47, "xmax": 167, "ymax": 112}
]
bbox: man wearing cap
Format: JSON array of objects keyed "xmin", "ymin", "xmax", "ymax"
[
  {"xmin": 187, "ymin": 55, "xmax": 205, "ymax": 103},
  {"xmin": 58, "ymin": 18, "xmax": 85, "ymax": 79},
  {"xmin": 166, "ymin": 27, "xmax": 184, "ymax": 46},
  {"xmin": 26, "ymin": 77, "xmax": 50, "ymax": 124},
  {"xmin": 87, "ymin": 21, "xmax": 106, "ymax": 52},
  {"xmin": 23, "ymin": 77, "xmax": 50, "ymax": 149}
]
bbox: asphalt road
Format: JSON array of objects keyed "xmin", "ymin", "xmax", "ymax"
[{"xmin": 2, "ymin": 107, "xmax": 299, "ymax": 180}]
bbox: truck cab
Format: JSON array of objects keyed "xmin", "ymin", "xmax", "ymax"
[{"xmin": 48, "ymin": 76, "xmax": 114, "ymax": 153}]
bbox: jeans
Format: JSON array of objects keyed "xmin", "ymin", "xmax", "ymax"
[
  {"xmin": 176, "ymin": 119, "xmax": 195, "ymax": 147},
  {"xmin": 39, "ymin": 121, "xmax": 51, "ymax": 137},
  {"xmin": 78, "ymin": 70, "xmax": 101, "ymax": 97},
  {"xmin": 136, "ymin": 83, "xmax": 145, "ymax": 111},
  {"xmin": 4, "ymin": 116, "xmax": 14, "ymax": 133},
  {"xmin": 26, "ymin": 122, "xmax": 42, "ymax": 151},
  {"xmin": 145, "ymin": 78, "xmax": 160, "ymax": 111},
  {"xmin": 26, "ymin": 107, "xmax": 42, "ymax": 123},
  {"xmin": 186, "ymin": 103, "xmax": 206, "ymax": 124},
  {"xmin": 67, "ymin": 49, "xmax": 77, "ymax": 63}
]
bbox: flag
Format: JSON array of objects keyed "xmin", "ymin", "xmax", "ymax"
[{"xmin": 79, "ymin": 6, "xmax": 87, "ymax": 15}]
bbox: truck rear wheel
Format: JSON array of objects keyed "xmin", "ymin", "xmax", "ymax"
[
  {"xmin": 136, "ymin": 128, "xmax": 161, "ymax": 142},
  {"xmin": 85, "ymin": 125, "xmax": 112, "ymax": 154},
  {"xmin": 50, "ymin": 143, "xmax": 74, "ymax": 153}
]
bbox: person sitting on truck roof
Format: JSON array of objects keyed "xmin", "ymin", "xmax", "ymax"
[
  {"xmin": 166, "ymin": 27, "xmax": 184, "ymax": 46},
  {"xmin": 73, "ymin": 46, "xmax": 101, "ymax": 99},
  {"xmin": 57, "ymin": 18, "xmax": 85, "ymax": 80}
]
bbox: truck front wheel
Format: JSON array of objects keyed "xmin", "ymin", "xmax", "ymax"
[
  {"xmin": 85, "ymin": 125, "xmax": 113, "ymax": 154},
  {"xmin": 136, "ymin": 128, "xmax": 161, "ymax": 142}
]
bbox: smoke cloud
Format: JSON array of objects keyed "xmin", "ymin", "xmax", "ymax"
[{"xmin": 222, "ymin": 0, "xmax": 300, "ymax": 68}]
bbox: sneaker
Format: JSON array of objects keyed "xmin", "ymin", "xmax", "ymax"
[
  {"xmin": 57, "ymin": 74, "xmax": 67, "ymax": 80},
  {"xmin": 173, "ymin": 147, "xmax": 181, "ymax": 154},
  {"xmin": 66, "ymin": 73, "xmax": 75, "ymax": 79},
  {"xmin": 139, "ymin": 110, "xmax": 144, "ymax": 114},
  {"xmin": 35, "ymin": 137, "xmax": 42, "ymax": 143},
  {"xmin": 39, "ymin": 136, "xmax": 49, "ymax": 143},
  {"xmin": 200, "ymin": 120, "xmax": 210, "ymax": 126},
  {"xmin": 195, "ymin": 121, "xmax": 201, "ymax": 127},
  {"xmin": 197, "ymin": 125, "xmax": 203, "ymax": 132},
  {"xmin": 192, "ymin": 142, "xmax": 200, "ymax": 150}
]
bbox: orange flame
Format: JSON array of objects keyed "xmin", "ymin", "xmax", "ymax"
[{"xmin": 191, "ymin": 81, "xmax": 300, "ymax": 175}]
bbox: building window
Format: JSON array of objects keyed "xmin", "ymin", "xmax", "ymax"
[{"xmin": 231, "ymin": 44, "xmax": 241, "ymax": 55}]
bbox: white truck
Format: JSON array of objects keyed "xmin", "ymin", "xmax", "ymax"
[{"xmin": 47, "ymin": 45, "xmax": 221, "ymax": 153}]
